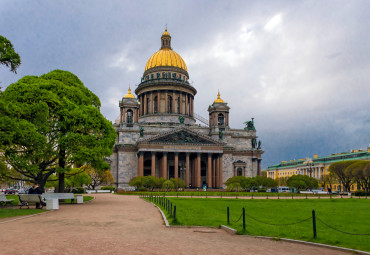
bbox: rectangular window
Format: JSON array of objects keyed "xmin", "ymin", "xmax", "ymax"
[
  {"xmin": 151, "ymin": 74, "xmax": 154, "ymax": 79},
  {"xmin": 157, "ymin": 73, "xmax": 160, "ymax": 79},
  {"xmin": 172, "ymin": 73, "xmax": 176, "ymax": 78}
]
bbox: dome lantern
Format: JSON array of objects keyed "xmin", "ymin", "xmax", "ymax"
[
  {"xmin": 161, "ymin": 28, "xmax": 171, "ymax": 49},
  {"xmin": 124, "ymin": 86, "xmax": 135, "ymax": 99},
  {"xmin": 214, "ymin": 90, "xmax": 225, "ymax": 103}
]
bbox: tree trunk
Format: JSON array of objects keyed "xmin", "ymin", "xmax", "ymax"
[{"xmin": 58, "ymin": 148, "xmax": 66, "ymax": 193}]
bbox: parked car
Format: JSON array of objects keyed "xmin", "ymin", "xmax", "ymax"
[
  {"xmin": 277, "ymin": 186, "xmax": 290, "ymax": 193},
  {"xmin": 5, "ymin": 188, "xmax": 16, "ymax": 194}
]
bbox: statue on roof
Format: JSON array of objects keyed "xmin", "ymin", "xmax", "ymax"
[
  {"xmin": 179, "ymin": 115, "xmax": 184, "ymax": 124},
  {"xmin": 219, "ymin": 129, "xmax": 223, "ymax": 140},
  {"xmin": 257, "ymin": 140, "xmax": 261, "ymax": 149},
  {"xmin": 244, "ymin": 118, "xmax": 256, "ymax": 131},
  {"xmin": 140, "ymin": 127, "xmax": 144, "ymax": 137}
]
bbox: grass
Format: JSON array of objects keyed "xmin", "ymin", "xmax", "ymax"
[
  {"xmin": 118, "ymin": 190, "xmax": 337, "ymax": 198},
  {"xmin": 144, "ymin": 196, "xmax": 370, "ymax": 252},
  {"xmin": 0, "ymin": 195, "xmax": 94, "ymax": 219}
]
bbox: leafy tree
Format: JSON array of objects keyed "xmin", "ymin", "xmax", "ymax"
[
  {"xmin": 254, "ymin": 175, "xmax": 277, "ymax": 188},
  {"xmin": 226, "ymin": 182, "xmax": 242, "ymax": 192},
  {"xmin": 162, "ymin": 180, "xmax": 174, "ymax": 191},
  {"xmin": 82, "ymin": 165, "xmax": 113, "ymax": 190},
  {"xmin": 143, "ymin": 176, "xmax": 160, "ymax": 190},
  {"xmin": 277, "ymin": 177, "xmax": 288, "ymax": 186},
  {"xmin": 286, "ymin": 175, "xmax": 318, "ymax": 190},
  {"xmin": 347, "ymin": 161, "xmax": 370, "ymax": 193},
  {"xmin": 170, "ymin": 178, "xmax": 186, "ymax": 191},
  {"xmin": 319, "ymin": 171, "xmax": 337, "ymax": 190},
  {"xmin": 0, "ymin": 70, "xmax": 116, "ymax": 191},
  {"xmin": 329, "ymin": 161, "xmax": 357, "ymax": 192},
  {"xmin": 0, "ymin": 35, "xmax": 21, "ymax": 73},
  {"xmin": 129, "ymin": 176, "xmax": 144, "ymax": 190}
]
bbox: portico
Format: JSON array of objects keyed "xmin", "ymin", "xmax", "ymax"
[{"xmin": 136, "ymin": 128, "xmax": 224, "ymax": 188}]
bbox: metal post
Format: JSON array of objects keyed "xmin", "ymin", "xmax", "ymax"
[
  {"xmin": 312, "ymin": 209, "xmax": 317, "ymax": 238},
  {"xmin": 243, "ymin": 207, "xmax": 246, "ymax": 231},
  {"xmin": 171, "ymin": 202, "xmax": 172, "ymax": 215},
  {"xmin": 227, "ymin": 207, "xmax": 230, "ymax": 224},
  {"xmin": 174, "ymin": 206, "xmax": 176, "ymax": 221}
]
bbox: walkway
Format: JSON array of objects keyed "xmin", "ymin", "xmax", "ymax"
[{"xmin": 0, "ymin": 194, "xmax": 350, "ymax": 255}]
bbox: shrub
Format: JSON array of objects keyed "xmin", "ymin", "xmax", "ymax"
[
  {"xmin": 72, "ymin": 187, "xmax": 85, "ymax": 194},
  {"xmin": 101, "ymin": 186, "xmax": 116, "ymax": 192},
  {"xmin": 138, "ymin": 187, "xmax": 147, "ymax": 192},
  {"xmin": 354, "ymin": 190, "xmax": 368, "ymax": 196},
  {"xmin": 258, "ymin": 189, "xmax": 266, "ymax": 192}
]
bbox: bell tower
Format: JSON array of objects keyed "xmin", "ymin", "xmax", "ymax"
[{"xmin": 208, "ymin": 91, "xmax": 230, "ymax": 131}]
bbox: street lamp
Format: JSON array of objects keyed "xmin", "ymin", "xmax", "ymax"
[{"xmin": 304, "ymin": 158, "xmax": 315, "ymax": 177}]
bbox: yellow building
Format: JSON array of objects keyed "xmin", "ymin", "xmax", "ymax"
[{"xmin": 266, "ymin": 147, "xmax": 370, "ymax": 192}]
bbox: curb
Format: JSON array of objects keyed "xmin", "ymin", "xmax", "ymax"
[
  {"xmin": 0, "ymin": 210, "xmax": 52, "ymax": 224},
  {"xmin": 220, "ymin": 225, "xmax": 237, "ymax": 234},
  {"xmin": 221, "ymin": 225, "xmax": 370, "ymax": 255}
]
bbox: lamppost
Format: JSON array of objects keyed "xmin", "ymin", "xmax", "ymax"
[{"xmin": 304, "ymin": 158, "xmax": 314, "ymax": 178}]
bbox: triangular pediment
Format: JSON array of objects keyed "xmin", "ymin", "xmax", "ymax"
[{"xmin": 139, "ymin": 128, "xmax": 221, "ymax": 145}]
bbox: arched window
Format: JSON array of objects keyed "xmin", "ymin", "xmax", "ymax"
[
  {"xmin": 157, "ymin": 73, "xmax": 160, "ymax": 79},
  {"xmin": 218, "ymin": 113, "xmax": 224, "ymax": 126},
  {"xmin": 177, "ymin": 96, "xmax": 180, "ymax": 113},
  {"xmin": 237, "ymin": 167, "xmax": 243, "ymax": 176},
  {"xmin": 146, "ymin": 97, "xmax": 150, "ymax": 114},
  {"xmin": 154, "ymin": 96, "xmax": 158, "ymax": 113},
  {"xmin": 168, "ymin": 95, "xmax": 172, "ymax": 113},
  {"xmin": 126, "ymin": 109, "xmax": 133, "ymax": 123}
]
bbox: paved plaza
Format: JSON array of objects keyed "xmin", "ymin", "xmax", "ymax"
[{"xmin": 0, "ymin": 194, "xmax": 350, "ymax": 255}]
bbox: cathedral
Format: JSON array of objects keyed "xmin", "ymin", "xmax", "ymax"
[{"xmin": 109, "ymin": 29, "xmax": 263, "ymax": 190}]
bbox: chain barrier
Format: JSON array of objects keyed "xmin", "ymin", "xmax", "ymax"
[
  {"xmin": 316, "ymin": 217, "xmax": 370, "ymax": 236},
  {"xmin": 245, "ymin": 212, "xmax": 312, "ymax": 226},
  {"xmin": 230, "ymin": 212, "xmax": 244, "ymax": 223}
]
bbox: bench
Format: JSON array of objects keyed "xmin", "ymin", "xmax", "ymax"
[
  {"xmin": 42, "ymin": 193, "xmax": 77, "ymax": 203},
  {"xmin": 0, "ymin": 194, "xmax": 14, "ymax": 206},
  {"xmin": 18, "ymin": 194, "xmax": 45, "ymax": 209}
]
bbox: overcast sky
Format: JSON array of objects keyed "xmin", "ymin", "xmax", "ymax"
[{"xmin": 1, "ymin": 0, "xmax": 369, "ymax": 168}]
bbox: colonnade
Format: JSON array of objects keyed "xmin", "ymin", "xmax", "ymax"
[
  {"xmin": 137, "ymin": 151, "xmax": 223, "ymax": 188},
  {"xmin": 298, "ymin": 166, "xmax": 325, "ymax": 179},
  {"xmin": 267, "ymin": 166, "xmax": 325, "ymax": 180},
  {"xmin": 138, "ymin": 90, "xmax": 194, "ymax": 117}
]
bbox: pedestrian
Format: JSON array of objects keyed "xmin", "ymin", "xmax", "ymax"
[{"xmin": 28, "ymin": 185, "xmax": 36, "ymax": 194}]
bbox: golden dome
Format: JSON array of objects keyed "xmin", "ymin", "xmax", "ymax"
[
  {"xmin": 124, "ymin": 87, "xmax": 135, "ymax": 98},
  {"xmin": 144, "ymin": 29, "xmax": 187, "ymax": 72},
  {"xmin": 162, "ymin": 28, "xmax": 170, "ymax": 36},
  {"xmin": 145, "ymin": 48, "xmax": 187, "ymax": 71},
  {"xmin": 214, "ymin": 90, "xmax": 224, "ymax": 103}
]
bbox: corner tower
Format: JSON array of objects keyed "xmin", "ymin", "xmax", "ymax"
[{"xmin": 135, "ymin": 29, "xmax": 197, "ymax": 125}]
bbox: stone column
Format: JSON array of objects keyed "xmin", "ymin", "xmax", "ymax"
[
  {"xmin": 184, "ymin": 93, "xmax": 187, "ymax": 115},
  {"xmin": 179, "ymin": 92, "xmax": 184, "ymax": 114},
  {"xmin": 157, "ymin": 91, "xmax": 161, "ymax": 113},
  {"xmin": 215, "ymin": 156, "xmax": 219, "ymax": 188},
  {"xmin": 257, "ymin": 159, "xmax": 261, "ymax": 176},
  {"xmin": 172, "ymin": 92, "xmax": 176, "ymax": 114},
  {"xmin": 174, "ymin": 152, "xmax": 179, "ymax": 179},
  {"xmin": 190, "ymin": 96, "xmax": 193, "ymax": 116},
  {"xmin": 151, "ymin": 152, "xmax": 156, "ymax": 177},
  {"xmin": 218, "ymin": 154, "xmax": 223, "ymax": 188},
  {"xmin": 151, "ymin": 92, "xmax": 154, "ymax": 114},
  {"xmin": 165, "ymin": 91, "xmax": 168, "ymax": 113},
  {"xmin": 207, "ymin": 153, "xmax": 212, "ymax": 188},
  {"xmin": 143, "ymin": 94, "xmax": 147, "ymax": 115},
  {"xmin": 185, "ymin": 153, "xmax": 190, "ymax": 187},
  {"xmin": 138, "ymin": 152, "xmax": 144, "ymax": 177},
  {"xmin": 196, "ymin": 153, "xmax": 201, "ymax": 188},
  {"xmin": 162, "ymin": 152, "xmax": 167, "ymax": 179}
]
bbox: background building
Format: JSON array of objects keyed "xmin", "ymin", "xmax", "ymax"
[
  {"xmin": 109, "ymin": 30, "xmax": 263, "ymax": 190},
  {"xmin": 266, "ymin": 147, "xmax": 370, "ymax": 191}
]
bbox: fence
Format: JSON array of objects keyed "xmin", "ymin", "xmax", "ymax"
[
  {"xmin": 140, "ymin": 194, "xmax": 177, "ymax": 222},
  {"xmin": 226, "ymin": 206, "xmax": 370, "ymax": 238}
]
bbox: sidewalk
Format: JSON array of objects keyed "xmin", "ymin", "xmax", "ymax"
[{"xmin": 0, "ymin": 194, "xmax": 351, "ymax": 255}]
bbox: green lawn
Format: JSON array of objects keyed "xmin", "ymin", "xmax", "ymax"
[
  {"xmin": 145, "ymin": 196, "xmax": 370, "ymax": 252},
  {"xmin": 0, "ymin": 195, "xmax": 94, "ymax": 219}
]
